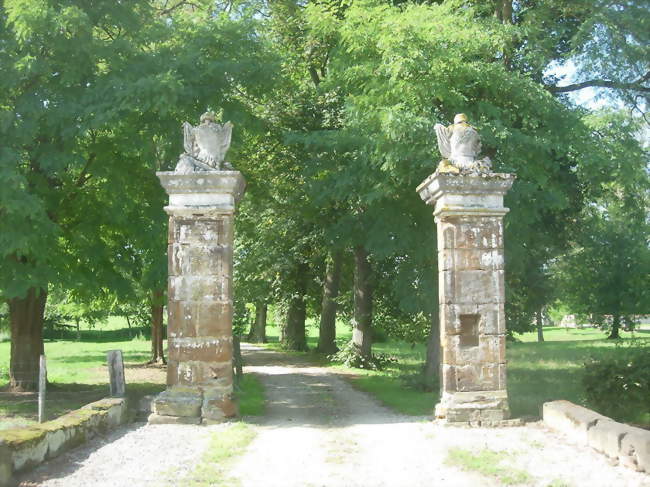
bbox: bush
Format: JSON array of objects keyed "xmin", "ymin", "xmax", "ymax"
[
  {"xmin": 583, "ymin": 341, "xmax": 650, "ymax": 424},
  {"xmin": 0, "ymin": 363, "xmax": 8, "ymax": 382},
  {"xmin": 329, "ymin": 340, "xmax": 397, "ymax": 371}
]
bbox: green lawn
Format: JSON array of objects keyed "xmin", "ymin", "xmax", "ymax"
[
  {"xmin": 2, "ymin": 322, "xmax": 647, "ymax": 429},
  {"xmin": 0, "ymin": 335, "xmax": 164, "ymax": 429},
  {"xmin": 0, "ymin": 327, "xmax": 266, "ymax": 430}
]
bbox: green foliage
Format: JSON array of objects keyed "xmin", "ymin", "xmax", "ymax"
[
  {"xmin": 583, "ymin": 341, "xmax": 650, "ymax": 424},
  {"xmin": 329, "ymin": 340, "xmax": 397, "ymax": 370},
  {"xmin": 553, "ymin": 110, "xmax": 650, "ymax": 334},
  {"xmin": 0, "ymin": 303, "xmax": 8, "ymax": 333},
  {"xmin": 0, "ymin": 0, "xmax": 277, "ymax": 301}
]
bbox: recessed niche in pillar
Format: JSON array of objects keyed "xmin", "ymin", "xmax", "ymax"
[{"xmin": 459, "ymin": 314, "xmax": 479, "ymax": 347}]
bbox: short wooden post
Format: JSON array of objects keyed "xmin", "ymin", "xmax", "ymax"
[
  {"xmin": 38, "ymin": 355, "xmax": 46, "ymax": 423},
  {"xmin": 107, "ymin": 350, "xmax": 126, "ymax": 397}
]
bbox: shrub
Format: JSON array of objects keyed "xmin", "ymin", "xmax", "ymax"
[
  {"xmin": 583, "ymin": 340, "xmax": 650, "ymax": 424},
  {"xmin": 0, "ymin": 363, "xmax": 8, "ymax": 382},
  {"xmin": 329, "ymin": 340, "xmax": 397, "ymax": 370}
]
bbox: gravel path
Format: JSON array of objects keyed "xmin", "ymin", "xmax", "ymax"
[
  {"xmin": 17, "ymin": 344, "xmax": 650, "ymax": 487},
  {"xmin": 16, "ymin": 421, "xmax": 229, "ymax": 487},
  {"xmin": 229, "ymin": 345, "xmax": 649, "ymax": 487}
]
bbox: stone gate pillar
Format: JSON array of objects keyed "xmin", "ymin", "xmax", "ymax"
[
  {"xmin": 149, "ymin": 171, "xmax": 245, "ymax": 425},
  {"xmin": 417, "ymin": 172, "xmax": 515, "ymax": 426}
]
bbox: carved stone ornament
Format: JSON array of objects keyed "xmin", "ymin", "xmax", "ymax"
[
  {"xmin": 174, "ymin": 111, "xmax": 234, "ymax": 173},
  {"xmin": 434, "ymin": 113, "xmax": 492, "ymax": 175}
]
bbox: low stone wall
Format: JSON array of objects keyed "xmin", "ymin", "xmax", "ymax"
[
  {"xmin": 544, "ymin": 400, "xmax": 650, "ymax": 473},
  {"xmin": 0, "ymin": 397, "xmax": 133, "ymax": 487}
]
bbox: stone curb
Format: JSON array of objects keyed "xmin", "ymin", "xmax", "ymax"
[
  {"xmin": 543, "ymin": 400, "xmax": 650, "ymax": 473},
  {"xmin": 0, "ymin": 397, "xmax": 132, "ymax": 487}
]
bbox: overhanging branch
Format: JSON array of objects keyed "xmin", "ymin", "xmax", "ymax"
[{"xmin": 548, "ymin": 72, "xmax": 650, "ymax": 94}]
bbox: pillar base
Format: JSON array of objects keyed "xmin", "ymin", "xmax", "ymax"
[
  {"xmin": 148, "ymin": 385, "xmax": 237, "ymax": 425},
  {"xmin": 435, "ymin": 390, "xmax": 512, "ymax": 425}
]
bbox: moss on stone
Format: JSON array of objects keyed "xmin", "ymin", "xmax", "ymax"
[
  {"xmin": 83, "ymin": 398, "xmax": 125, "ymax": 411},
  {"xmin": 0, "ymin": 427, "xmax": 47, "ymax": 448},
  {"xmin": 40, "ymin": 409, "xmax": 97, "ymax": 432}
]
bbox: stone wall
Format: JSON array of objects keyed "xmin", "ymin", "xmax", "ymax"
[
  {"xmin": 544, "ymin": 400, "xmax": 650, "ymax": 473},
  {"xmin": 0, "ymin": 397, "xmax": 132, "ymax": 487}
]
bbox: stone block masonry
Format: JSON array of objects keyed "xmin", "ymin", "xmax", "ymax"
[
  {"xmin": 0, "ymin": 397, "xmax": 132, "ymax": 487},
  {"xmin": 417, "ymin": 172, "xmax": 516, "ymax": 426},
  {"xmin": 544, "ymin": 400, "xmax": 650, "ymax": 473},
  {"xmin": 150, "ymin": 171, "xmax": 245, "ymax": 425}
]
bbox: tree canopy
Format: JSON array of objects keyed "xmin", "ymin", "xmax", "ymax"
[{"xmin": 1, "ymin": 0, "xmax": 648, "ymax": 388}]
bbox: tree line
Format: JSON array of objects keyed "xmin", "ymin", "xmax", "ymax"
[{"xmin": 1, "ymin": 0, "xmax": 648, "ymax": 391}]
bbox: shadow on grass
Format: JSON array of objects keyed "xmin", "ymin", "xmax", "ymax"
[
  {"xmin": 0, "ymin": 381, "xmax": 165, "ymax": 429},
  {"xmin": 53, "ymin": 351, "xmax": 151, "ymax": 364},
  {"xmin": 43, "ymin": 326, "xmax": 165, "ymax": 343},
  {"xmin": 507, "ymin": 337, "xmax": 649, "ymax": 421}
]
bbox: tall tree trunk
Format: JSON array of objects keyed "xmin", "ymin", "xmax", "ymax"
[
  {"xmin": 353, "ymin": 246, "xmax": 373, "ymax": 358},
  {"xmin": 149, "ymin": 288, "xmax": 166, "ymax": 364},
  {"xmin": 248, "ymin": 302, "xmax": 267, "ymax": 343},
  {"xmin": 536, "ymin": 308, "xmax": 545, "ymax": 342},
  {"xmin": 317, "ymin": 250, "xmax": 343, "ymax": 354},
  {"xmin": 9, "ymin": 287, "xmax": 47, "ymax": 392},
  {"xmin": 422, "ymin": 310, "xmax": 440, "ymax": 390},
  {"xmin": 608, "ymin": 314, "xmax": 621, "ymax": 339},
  {"xmin": 125, "ymin": 315, "xmax": 132, "ymax": 339},
  {"xmin": 282, "ymin": 263, "xmax": 309, "ymax": 351},
  {"xmin": 502, "ymin": 0, "xmax": 513, "ymax": 24}
]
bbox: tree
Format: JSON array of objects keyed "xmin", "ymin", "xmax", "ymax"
[
  {"xmin": 0, "ymin": 0, "xmax": 276, "ymax": 390},
  {"xmin": 555, "ymin": 111, "xmax": 649, "ymax": 338},
  {"xmin": 316, "ymin": 250, "xmax": 344, "ymax": 354},
  {"xmin": 248, "ymin": 303, "xmax": 268, "ymax": 343}
]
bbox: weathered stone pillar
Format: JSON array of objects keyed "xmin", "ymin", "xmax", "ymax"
[
  {"xmin": 149, "ymin": 171, "xmax": 245, "ymax": 425},
  {"xmin": 417, "ymin": 172, "xmax": 516, "ymax": 426}
]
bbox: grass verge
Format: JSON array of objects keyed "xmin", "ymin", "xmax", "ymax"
[
  {"xmin": 237, "ymin": 374, "xmax": 265, "ymax": 416},
  {"xmin": 445, "ymin": 447, "xmax": 532, "ymax": 485},
  {"xmin": 182, "ymin": 422, "xmax": 257, "ymax": 487}
]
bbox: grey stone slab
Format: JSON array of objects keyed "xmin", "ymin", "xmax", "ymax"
[
  {"xmin": 587, "ymin": 419, "xmax": 631, "ymax": 460},
  {"xmin": 147, "ymin": 413, "xmax": 202, "ymax": 425},
  {"xmin": 153, "ymin": 390, "xmax": 202, "ymax": 418},
  {"xmin": 620, "ymin": 426, "xmax": 650, "ymax": 472},
  {"xmin": 543, "ymin": 400, "xmax": 609, "ymax": 444}
]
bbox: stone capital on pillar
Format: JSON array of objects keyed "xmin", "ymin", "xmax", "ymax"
[
  {"xmin": 157, "ymin": 170, "xmax": 246, "ymax": 216},
  {"xmin": 149, "ymin": 170, "xmax": 246, "ymax": 425},
  {"xmin": 417, "ymin": 172, "xmax": 514, "ymax": 219},
  {"xmin": 417, "ymin": 171, "xmax": 518, "ymax": 426}
]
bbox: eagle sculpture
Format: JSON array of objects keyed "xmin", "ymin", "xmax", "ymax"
[
  {"xmin": 175, "ymin": 111, "xmax": 234, "ymax": 173},
  {"xmin": 434, "ymin": 113, "xmax": 491, "ymax": 174}
]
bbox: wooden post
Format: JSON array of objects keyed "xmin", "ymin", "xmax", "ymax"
[
  {"xmin": 38, "ymin": 355, "xmax": 46, "ymax": 423},
  {"xmin": 107, "ymin": 350, "xmax": 126, "ymax": 397}
]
